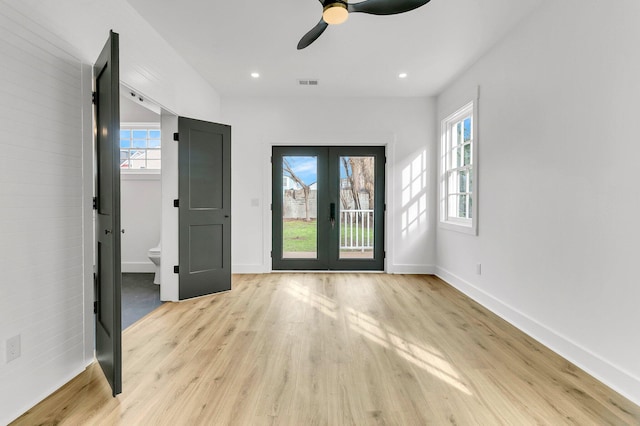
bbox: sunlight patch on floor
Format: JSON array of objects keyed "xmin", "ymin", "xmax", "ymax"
[
  {"xmin": 284, "ymin": 281, "xmax": 472, "ymax": 396},
  {"xmin": 286, "ymin": 281, "xmax": 338, "ymax": 319}
]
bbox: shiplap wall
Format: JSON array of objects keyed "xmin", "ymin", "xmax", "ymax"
[{"xmin": 0, "ymin": 4, "xmax": 89, "ymax": 424}]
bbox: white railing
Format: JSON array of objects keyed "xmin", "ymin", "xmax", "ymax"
[{"xmin": 340, "ymin": 209, "xmax": 374, "ymax": 251}]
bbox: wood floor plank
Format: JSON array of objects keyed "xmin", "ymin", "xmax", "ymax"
[{"xmin": 11, "ymin": 274, "xmax": 640, "ymax": 425}]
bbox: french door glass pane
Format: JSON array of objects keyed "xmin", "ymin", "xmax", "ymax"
[
  {"xmin": 339, "ymin": 156, "xmax": 374, "ymax": 259},
  {"xmin": 282, "ymin": 156, "xmax": 318, "ymax": 259}
]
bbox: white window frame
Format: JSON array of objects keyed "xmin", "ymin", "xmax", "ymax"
[
  {"xmin": 440, "ymin": 99, "xmax": 478, "ymax": 235},
  {"xmin": 120, "ymin": 122, "xmax": 161, "ymax": 174}
]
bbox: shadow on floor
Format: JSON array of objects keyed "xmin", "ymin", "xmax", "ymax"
[{"xmin": 122, "ymin": 273, "xmax": 163, "ymax": 330}]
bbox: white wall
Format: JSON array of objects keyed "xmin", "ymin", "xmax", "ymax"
[
  {"xmin": 0, "ymin": 4, "xmax": 90, "ymax": 424},
  {"xmin": 121, "ymin": 174, "xmax": 161, "ymax": 272},
  {"xmin": 221, "ymin": 97, "xmax": 436, "ymax": 274},
  {"xmin": 436, "ymin": 0, "xmax": 640, "ymax": 405},
  {"xmin": 15, "ymin": 0, "xmax": 221, "ymax": 121},
  {"xmin": 0, "ymin": 0, "xmax": 223, "ymax": 422},
  {"xmin": 160, "ymin": 112, "xmax": 179, "ymax": 301}
]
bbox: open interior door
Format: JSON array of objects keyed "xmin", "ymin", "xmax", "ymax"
[
  {"xmin": 177, "ymin": 117, "xmax": 231, "ymax": 300},
  {"xmin": 94, "ymin": 30, "xmax": 122, "ymax": 396}
]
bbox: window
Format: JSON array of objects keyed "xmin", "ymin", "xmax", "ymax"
[
  {"xmin": 440, "ymin": 101, "xmax": 477, "ymax": 234},
  {"xmin": 120, "ymin": 123, "xmax": 161, "ymax": 170}
]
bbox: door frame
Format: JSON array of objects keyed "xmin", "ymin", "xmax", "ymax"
[
  {"xmin": 83, "ymin": 85, "xmax": 180, "ymax": 375},
  {"xmin": 265, "ymin": 138, "xmax": 393, "ymax": 272}
]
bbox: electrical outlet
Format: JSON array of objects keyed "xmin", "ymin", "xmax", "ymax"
[
  {"xmin": 6, "ymin": 334, "xmax": 21, "ymax": 363},
  {"xmin": 476, "ymin": 263, "xmax": 482, "ymax": 275}
]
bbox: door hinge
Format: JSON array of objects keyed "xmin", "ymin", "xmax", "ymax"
[
  {"xmin": 173, "ymin": 199, "xmax": 179, "ymax": 208},
  {"xmin": 384, "ymin": 251, "xmax": 386, "ymax": 259},
  {"xmin": 92, "ymin": 91, "xmax": 96, "ymax": 104},
  {"xmin": 173, "ymin": 132, "xmax": 179, "ymax": 141},
  {"xmin": 93, "ymin": 196, "xmax": 98, "ymax": 210},
  {"xmin": 93, "ymin": 301, "xmax": 98, "ymax": 314},
  {"xmin": 384, "ymin": 203, "xmax": 386, "ymax": 212},
  {"xmin": 174, "ymin": 265, "xmax": 179, "ymax": 274}
]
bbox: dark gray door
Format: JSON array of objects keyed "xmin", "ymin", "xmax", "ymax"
[
  {"xmin": 272, "ymin": 146, "xmax": 385, "ymax": 271},
  {"xmin": 178, "ymin": 117, "xmax": 231, "ymax": 300},
  {"xmin": 94, "ymin": 30, "xmax": 121, "ymax": 396}
]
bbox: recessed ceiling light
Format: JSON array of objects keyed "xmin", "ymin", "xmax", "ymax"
[
  {"xmin": 251, "ymin": 72, "xmax": 260, "ymax": 78},
  {"xmin": 398, "ymin": 73, "xmax": 408, "ymax": 79}
]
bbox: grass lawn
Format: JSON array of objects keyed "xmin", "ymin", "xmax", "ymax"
[
  {"xmin": 282, "ymin": 219, "xmax": 374, "ymax": 252},
  {"xmin": 283, "ymin": 219, "xmax": 318, "ymax": 252}
]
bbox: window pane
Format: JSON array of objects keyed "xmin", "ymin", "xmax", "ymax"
[
  {"xmin": 146, "ymin": 159, "xmax": 161, "ymax": 169},
  {"xmin": 148, "ymin": 139, "xmax": 161, "ymax": 148},
  {"xmin": 282, "ymin": 156, "xmax": 318, "ymax": 259},
  {"xmin": 448, "ymin": 195, "xmax": 458, "ymax": 219},
  {"xmin": 469, "ymin": 196, "xmax": 473, "ymax": 219},
  {"xmin": 459, "ymin": 170, "xmax": 467, "ymax": 193},
  {"xmin": 464, "ymin": 143, "xmax": 471, "ymax": 166},
  {"xmin": 120, "ymin": 150, "xmax": 130, "ymax": 168},
  {"xmin": 456, "ymin": 147, "xmax": 462, "ymax": 167},
  {"xmin": 339, "ymin": 156, "xmax": 375, "ymax": 260},
  {"xmin": 133, "ymin": 139, "xmax": 146, "ymax": 148},
  {"xmin": 463, "ymin": 117, "xmax": 471, "ymax": 142},
  {"xmin": 458, "ymin": 195, "xmax": 467, "ymax": 218},
  {"xmin": 469, "ymin": 167, "xmax": 473, "ymax": 193},
  {"xmin": 149, "ymin": 130, "xmax": 161, "ymax": 139},
  {"xmin": 448, "ymin": 171, "xmax": 457, "ymax": 194},
  {"xmin": 147, "ymin": 149, "xmax": 161, "ymax": 161},
  {"xmin": 133, "ymin": 130, "xmax": 147, "ymax": 139},
  {"xmin": 120, "ymin": 130, "xmax": 130, "ymax": 139},
  {"xmin": 120, "ymin": 138, "xmax": 131, "ymax": 148}
]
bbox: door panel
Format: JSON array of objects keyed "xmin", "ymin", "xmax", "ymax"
[
  {"xmin": 272, "ymin": 147, "xmax": 329, "ymax": 270},
  {"xmin": 178, "ymin": 117, "xmax": 231, "ymax": 300},
  {"xmin": 337, "ymin": 155, "xmax": 375, "ymax": 259},
  {"xmin": 282, "ymin": 155, "xmax": 319, "ymax": 260},
  {"xmin": 272, "ymin": 146, "xmax": 384, "ymax": 271},
  {"xmin": 94, "ymin": 30, "xmax": 121, "ymax": 397},
  {"xmin": 328, "ymin": 147, "xmax": 385, "ymax": 270}
]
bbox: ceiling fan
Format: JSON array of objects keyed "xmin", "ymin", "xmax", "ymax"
[{"xmin": 298, "ymin": 0, "xmax": 432, "ymax": 50}]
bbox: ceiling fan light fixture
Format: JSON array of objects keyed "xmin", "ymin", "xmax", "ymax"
[{"xmin": 323, "ymin": 3, "xmax": 349, "ymax": 25}]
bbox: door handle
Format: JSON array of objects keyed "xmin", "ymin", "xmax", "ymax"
[
  {"xmin": 330, "ymin": 203, "xmax": 336, "ymax": 229},
  {"xmin": 105, "ymin": 229, "xmax": 112, "ymax": 235},
  {"xmin": 121, "ymin": 229, "xmax": 125, "ymax": 234}
]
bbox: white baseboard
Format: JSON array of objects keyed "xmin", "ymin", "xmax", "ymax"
[
  {"xmin": 122, "ymin": 262, "xmax": 156, "ymax": 273},
  {"xmin": 435, "ymin": 266, "xmax": 640, "ymax": 406},
  {"xmin": 388, "ymin": 264, "xmax": 435, "ymax": 274},
  {"xmin": 232, "ymin": 264, "xmax": 436, "ymax": 275},
  {"xmin": 233, "ymin": 264, "xmax": 268, "ymax": 274},
  {"xmin": 4, "ymin": 362, "xmax": 89, "ymax": 425}
]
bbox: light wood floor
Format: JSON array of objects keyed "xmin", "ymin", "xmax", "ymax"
[{"xmin": 12, "ymin": 274, "xmax": 640, "ymax": 425}]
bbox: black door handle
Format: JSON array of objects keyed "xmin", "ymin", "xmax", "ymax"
[{"xmin": 330, "ymin": 203, "xmax": 336, "ymax": 229}]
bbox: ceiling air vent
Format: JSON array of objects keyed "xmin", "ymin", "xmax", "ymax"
[{"xmin": 298, "ymin": 79, "xmax": 319, "ymax": 86}]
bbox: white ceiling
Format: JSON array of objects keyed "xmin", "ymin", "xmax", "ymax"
[{"xmin": 125, "ymin": 0, "xmax": 544, "ymax": 98}]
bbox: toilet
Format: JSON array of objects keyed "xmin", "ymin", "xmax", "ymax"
[{"xmin": 148, "ymin": 242, "xmax": 161, "ymax": 285}]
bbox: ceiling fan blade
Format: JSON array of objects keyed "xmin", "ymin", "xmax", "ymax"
[
  {"xmin": 297, "ymin": 19, "xmax": 329, "ymax": 50},
  {"xmin": 347, "ymin": 0, "xmax": 431, "ymax": 15}
]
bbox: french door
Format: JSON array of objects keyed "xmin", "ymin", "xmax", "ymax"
[{"xmin": 272, "ymin": 146, "xmax": 385, "ymax": 271}]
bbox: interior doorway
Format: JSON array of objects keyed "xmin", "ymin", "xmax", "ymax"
[
  {"xmin": 272, "ymin": 146, "xmax": 385, "ymax": 271},
  {"xmin": 119, "ymin": 86, "xmax": 163, "ymax": 328}
]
